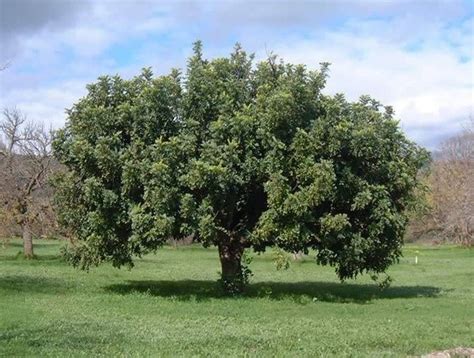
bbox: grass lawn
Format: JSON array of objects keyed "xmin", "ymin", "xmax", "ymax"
[{"xmin": 0, "ymin": 239, "xmax": 473, "ymax": 357}]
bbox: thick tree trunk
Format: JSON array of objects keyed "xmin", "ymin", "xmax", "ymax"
[
  {"xmin": 218, "ymin": 241, "xmax": 244, "ymax": 293},
  {"xmin": 22, "ymin": 223, "xmax": 34, "ymax": 259}
]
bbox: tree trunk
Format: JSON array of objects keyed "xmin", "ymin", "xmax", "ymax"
[
  {"xmin": 218, "ymin": 241, "xmax": 244, "ymax": 293},
  {"xmin": 292, "ymin": 250, "xmax": 303, "ymax": 261},
  {"xmin": 22, "ymin": 222, "xmax": 34, "ymax": 259}
]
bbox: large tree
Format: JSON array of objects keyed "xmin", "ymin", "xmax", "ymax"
[{"xmin": 54, "ymin": 42, "xmax": 427, "ymax": 292}]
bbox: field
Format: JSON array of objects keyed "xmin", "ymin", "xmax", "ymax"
[{"xmin": 0, "ymin": 239, "xmax": 473, "ymax": 357}]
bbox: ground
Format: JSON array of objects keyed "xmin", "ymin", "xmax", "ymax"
[{"xmin": 0, "ymin": 239, "xmax": 472, "ymax": 357}]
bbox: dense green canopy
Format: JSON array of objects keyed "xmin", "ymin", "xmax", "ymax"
[{"xmin": 54, "ymin": 42, "xmax": 427, "ymax": 291}]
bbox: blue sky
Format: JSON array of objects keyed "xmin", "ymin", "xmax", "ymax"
[{"xmin": 1, "ymin": 0, "xmax": 473, "ymax": 149}]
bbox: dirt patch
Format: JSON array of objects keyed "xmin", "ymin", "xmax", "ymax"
[{"xmin": 421, "ymin": 347, "xmax": 474, "ymax": 358}]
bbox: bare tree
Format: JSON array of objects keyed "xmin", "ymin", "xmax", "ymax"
[
  {"xmin": 0, "ymin": 108, "xmax": 54, "ymax": 257},
  {"xmin": 410, "ymin": 119, "xmax": 473, "ymax": 246}
]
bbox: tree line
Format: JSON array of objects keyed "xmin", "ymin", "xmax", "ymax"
[{"xmin": 407, "ymin": 120, "xmax": 473, "ymax": 247}]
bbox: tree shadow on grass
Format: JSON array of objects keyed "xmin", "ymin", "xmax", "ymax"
[
  {"xmin": 104, "ymin": 279, "xmax": 442, "ymax": 304},
  {"xmin": 0, "ymin": 275, "xmax": 71, "ymax": 295},
  {"xmin": 1, "ymin": 254, "xmax": 63, "ymax": 262},
  {"xmin": 1, "ymin": 240, "xmax": 57, "ymax": 249},
  {"xmin": 1, "ymin": 241, "xmax": 64, "ymax": 262}
]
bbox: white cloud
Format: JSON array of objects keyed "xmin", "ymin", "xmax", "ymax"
[
  {"xmin": 1, "ymin": 80, "xmax": 87, "ymax": 128},
  {"xmin": 63, "ymin": 27, "xmax": 113, "ymax": 58},
  {"xmin": 265, "ymin": 17, "xmax": 473, "ymax": 148},
  {"xmin": 0, "ymin": 1, "xmax": 472, "ymax": 150}
]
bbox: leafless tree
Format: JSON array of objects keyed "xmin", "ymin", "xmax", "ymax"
[
  {"xmin": 0, "ymin": 108, "xmax": 55, "ymax": 257},
  {"xmin": 410, "ymin": 119, "xmax": 473, "ymax": 246}
]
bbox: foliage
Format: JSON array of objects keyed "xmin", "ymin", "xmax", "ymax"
[
  {"xmin": 272, "ymin": 247, "xmax": 291, "ymax": 270},
  {"xmin": 53, "ymin": 42, "xmax": 427, "ymax": 290}
]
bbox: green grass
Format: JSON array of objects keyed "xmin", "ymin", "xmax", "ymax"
[{"xmin": 0, "ymin": 239, "xmax": 473, "ymax": 357}]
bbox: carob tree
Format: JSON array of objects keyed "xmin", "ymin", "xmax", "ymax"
[{"xmin": 53, "ymin": 42, "xmax": 427, "ymax": 293}]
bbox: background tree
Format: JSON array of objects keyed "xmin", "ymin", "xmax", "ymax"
[
  {"xmin": 409, "ymin": 120, "xmax": 473, "ymax": 246},
  {"xmin": 0, "ymin": 108, "xmax": 54, "ymax": 257},
  {"xmin": 54, "ymin": 42, "xmax": 427, "ymax": 292}
]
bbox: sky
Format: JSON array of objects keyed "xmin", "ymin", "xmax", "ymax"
[{"xmin": 0, "ymin": 0, "xmax": 473, "ymax": 149}]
